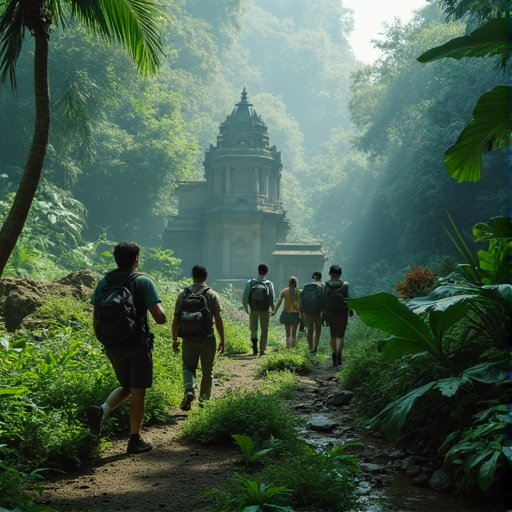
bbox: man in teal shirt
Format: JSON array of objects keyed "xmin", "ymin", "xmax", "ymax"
[{"xmin": 88, "ymin": 242, "xmax": 166, "ymax": 454}]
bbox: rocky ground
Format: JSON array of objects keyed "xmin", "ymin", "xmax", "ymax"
[{"xmin": 33, "ymin": 349, "xmax": 498, "ymax": 512}]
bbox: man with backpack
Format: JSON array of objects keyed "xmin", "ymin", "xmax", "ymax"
[
  {"xmin": 172, "ymin": 265, "xmax": 225, "ymax": 411},
  {"xmin": 87, "ymin": 242, "xmax": 167, "ymax": 454},
  {"xmin": 299, "ymin": 271, "xmax": 324, "ymax": 354},
  {"xmin": 322, "ymin": 265, "xmax": 353, "ymax": 367},
  {"xmin": 242, "ymin": 263, "xmax": 275, "ymax": 356}
]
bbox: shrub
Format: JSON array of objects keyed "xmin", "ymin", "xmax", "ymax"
[
  {"xmin": 259, "ymin": 370, "xmax": 298, "ymax": 399},
  {"xmin": 395, "ymin": 265, "xmax": 436, "ymax": 299},
  {"xmin": 258, "ymin": 346, "xmax": 314, "ymax": 376},
  {"xmin": 181, "ymin": 389, "xmax": 298, "ymax": 445},
  {"xmin": 259, "ymin": 444, "xmax": 359, "ymax": 512},
  {"xmin": 340, "ymin": 318, "xmax": 416, "ymax": 420}
]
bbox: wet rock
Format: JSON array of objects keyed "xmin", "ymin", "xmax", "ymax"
[
  {"xmin": 429, "ymin": 469, "xmax": 451, "ymax": 492},
  {"xmin": 388, "ymin": 449, "xmax": 405, "ymax": 459},
  {"xmin": 404, "ymin": 465, "xmax": 421, "ymax": 477},
  {"xmin": 326, "ymin": 390, "xmax": 354, "ymax": 407},
  {"xmin": 360, "ymin": 462, "xmax": 385, "ymax": 474},
  {"xmin": 411, "ymin": 474, "xmax": 430, "ymax": 487},
  {"xmin": 401, "ymin": 456, "xmax": 417, "ymax": 470},
  {"xmin": 307, "ymin": 415, "xmax": 338, "ymax": 433}
]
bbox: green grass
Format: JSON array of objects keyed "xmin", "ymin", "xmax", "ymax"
[
  {"xmin": 258, "ymin": 345, "xmax": 314, "ymax": 376},
  {"xmin": 181, "ymin": 388, "xmax": 298, "ymax": 445}
]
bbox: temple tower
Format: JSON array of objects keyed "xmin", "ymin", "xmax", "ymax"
[{"xmin": 163, "ymin": 89, "xmax": 325, "ymax": 288}]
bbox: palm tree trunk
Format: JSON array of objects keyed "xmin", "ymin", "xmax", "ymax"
[{"xmin": 0, "ymin": 28, "xmax": 50, "ymax": 277}]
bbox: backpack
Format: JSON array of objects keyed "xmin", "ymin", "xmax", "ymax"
[
  {"xmin": 324, "ymin": 281, "xmax": 348, "ymax": 314},
  {"xmin": 249, "ymin": 279, "xmax": 272, "ymax": 311},
  {"xmin": 300, "ymin": 283, "xmax": 323, "ymax": 315},
  {"xmin": 177, "ymin": 286, "xmax": 214, "ymax": 339},
  {"xmin": 93, "ymin": 272, "xmax": 142, "ymax": 346}
]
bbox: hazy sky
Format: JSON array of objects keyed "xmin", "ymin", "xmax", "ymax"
[{"xmin": 344, "ymin": 0, "xmax": 428, "ymax": 63}]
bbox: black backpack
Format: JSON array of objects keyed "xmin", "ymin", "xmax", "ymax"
[
  {"xmin": 324, "ymin": 281, "xmax": 348, "ymax": 314},
  {"xmin": 177, "ymin": 286, "xmax": 214, "ymax": 339},
  {"xmin": 249, "ymin": 279, "xmax": 272, "ymax": 311},
  {"xmin": 300, "ymin": 283, "xmax": 323, "ymax": 315},
  {"xmin": 93, "ymin": 272, "xmax": 143, "ymax": 346}
]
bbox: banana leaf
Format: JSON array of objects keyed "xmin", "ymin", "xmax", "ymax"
[
  {"xmin": 347, "ymin": 293, "xmax": 438, "ymax": 356},
  {"xmin": 417, "ymin": 18, "xmax": 512, "ymax": 62},
  {"xmin": 369, "ymin": 382, "xmax": 436, "ymax": 443}
]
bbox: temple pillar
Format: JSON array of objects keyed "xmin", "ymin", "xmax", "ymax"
[
  {"xmin": 225, "ymin": 166, "xmax": 231, "ymax": 195},
  {"xmin": 222, "ymin": 232, "xmax": 231, "ymax": 276}
]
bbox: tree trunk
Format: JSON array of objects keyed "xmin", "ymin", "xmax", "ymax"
[{"xmin": 0, "ymin": 29, "xmax": 50, "ymax": 277}]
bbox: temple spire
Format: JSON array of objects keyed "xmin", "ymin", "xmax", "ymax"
[{"xmin": 241, "ymin": 86, "xmax": 248, "ymax": 103}]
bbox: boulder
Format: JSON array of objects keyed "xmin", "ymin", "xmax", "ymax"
[
  {"xmin": 326, "ymin": 390, "xmax": 354, "ymax": 407},
  {"xmin": 429, "ymin": 469, "xmax": 451, "ymax": 492},
  {"xmin": 0, "ymin": 270, "xmax": 100, "ymax": 331},
  {"xmin": 307, "ymin": 415, "xmax": 338, "ymax": 433}
]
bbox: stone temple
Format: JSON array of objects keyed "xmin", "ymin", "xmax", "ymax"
[{"xmin": 162, "ymin": 88, "xmax": 325, "ymax": 290}]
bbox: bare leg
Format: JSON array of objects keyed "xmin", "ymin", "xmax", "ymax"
[
  {"xmin": 336, "ymin": 338, "xmax": 344, "ymax": 365},
  {"xmin": 102, "ymin": 386, "xmax": 131, "ymax": 418},
  {"xmin": 313, "ymin": 332, "xmax": 320, "ymax": 352},
  {"xmin": 284, "ymin": 324, "xmax": 292, "ymax": 348},
  {"xmin": 129, "ymin": 387, "xmax": 146, "ymax": 436},
  {"xmin": 289, "ymin": 324, "xmax": 298, "ymax": 348}
]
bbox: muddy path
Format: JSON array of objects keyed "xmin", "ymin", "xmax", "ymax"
[{"xmin": 35, "ymin": 354, "xmax": 497, "ymax": 512}]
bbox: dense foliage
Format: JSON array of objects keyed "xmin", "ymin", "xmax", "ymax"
[{"xmin": 0, "ymin": 0, "xmax": 510, "ymax": 507}]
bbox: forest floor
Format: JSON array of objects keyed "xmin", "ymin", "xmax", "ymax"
[{"xmin": 35, "ymin": 348, "xmax": 500, "ymax": 512}]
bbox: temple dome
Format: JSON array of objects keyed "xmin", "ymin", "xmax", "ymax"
[{"xmin": 216, "ymin": 88, "xmax": 270, "ymax": 149}]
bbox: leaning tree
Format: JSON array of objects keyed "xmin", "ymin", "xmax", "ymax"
[{"xmin": 0, "ymin": 0, "xmax": 166, "ymax": 276}]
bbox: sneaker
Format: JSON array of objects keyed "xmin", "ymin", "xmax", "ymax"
[
  {"xmin": 127, "ymin": 437, "xmax": 153, "ymax": 454},
  {"xmin": 180, "ymin": 392, "xmax": 195, "ymax": 411},
  {"xmin": 86, "ymin": 405, "xmax": 103, "ymax": 434}
]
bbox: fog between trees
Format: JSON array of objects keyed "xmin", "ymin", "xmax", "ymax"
[{"xmin": 0, "ymin": 0, "xmax": 508, "ymax": 295}]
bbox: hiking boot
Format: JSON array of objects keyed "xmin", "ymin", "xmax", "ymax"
[
  {"xmin": 251, "ymin": 339, "xmax": 258, "ymax": 356},
  {"xmin": 127, "ymin": 436, "xmax": 153, "ymax": 454},
  {"xmin": 331, "ymin": 352, "xmax": 338, "ymax": 367},
  {"xmin": 86, "ymin": 405, "xmax": 103, "ymax": 434},
  {"xmin": 180, "ymin": 392, "xmax": 195, "ymax": 411},
  {"xmin": 337, "ymin": 353, "xmax": 342, "ymax": 366}
]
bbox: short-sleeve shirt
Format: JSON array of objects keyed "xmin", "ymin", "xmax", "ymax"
[
  {"xmin": 90, "ymin": 269, "xmax": 162, "ymax": 334},
  {"xmin": 174, "ymin": 283, "xmax": 221, "ymax": 338},
  {"xmin": 174, "ymin": 283, "xmax": 221, "ymax": 316}
]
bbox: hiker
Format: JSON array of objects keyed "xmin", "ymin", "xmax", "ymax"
[
  {"xmin": 322, "ymin": 265, "xmax": 353, "ymax": 367},
  {"xmin": 172, "ymin": 264, "xmax": 225, "ymax": 410},
  {"xmin": 242, "ymin": 263, "xmax": 275, "ymax": 356},
  {"xmin": 87, "ymin": 242, "xmax": 167, "ymax": 454},
  {"xmin": 299, "ymin": 271, "xmax": 324, "ymax": 354},
  {"xmin": 271, "ymin": 276, "xmax": 301, "ymax": 349}
]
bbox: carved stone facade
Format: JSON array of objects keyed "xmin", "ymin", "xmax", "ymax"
[{"xmin": 162, "ymin": 89, "xmax": 325, "ymax": 289}]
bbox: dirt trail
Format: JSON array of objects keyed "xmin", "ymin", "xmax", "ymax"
[{"xmin": 35, "ymin": 353, "xmax": 486, "ymax": 512}]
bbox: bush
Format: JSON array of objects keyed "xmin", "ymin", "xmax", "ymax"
[
  {"xmin": 340, "ymin": 318, "xmax": 415, "ymax": 420},
  {"xmin": 181, "ymin": 389, "xmax": 298, "ymax": 445},
  {"xmin": 261, "ymin": 448, "xmax": 359, "ymax": 512},
  {"xmin": 258, "ymin": 346, "xmax": 314, "ymax": 376}
]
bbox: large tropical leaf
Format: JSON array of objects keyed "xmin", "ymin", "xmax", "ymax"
[
  {"xmin": 462, "ymin": 361, "xmax": 508, "ymax": 384},
  {"xmin": 435, "ymin": 376, "xmax": 470, "ymax": 397},
  {"xmin": 473, "ymin": 216, "xmax": 512, "ymax": 242},
  {"xmin": 347, "ymin": 293, "xmax": 438, "ymax": 355},
  {"xmin": 417, "ymin": 18, "xmax": 512, "ymax": 62},
  {"xmin": 378, "ymin": 336, "xmax": 430, "ymax": 360},
  {"xmin": 69, "ymin": 0, "xmax": 166, "ymax": 76},
  {"xmin": 369, "ymin": 382, "xmax": 436, "ymax": 443},
  {"xmin": 427, "ymin": 297, "xmax": 472, "ymax": 349},
  {"xmin": 443, "ymin": 85, "xmax": 511, "ymax": 182}
]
